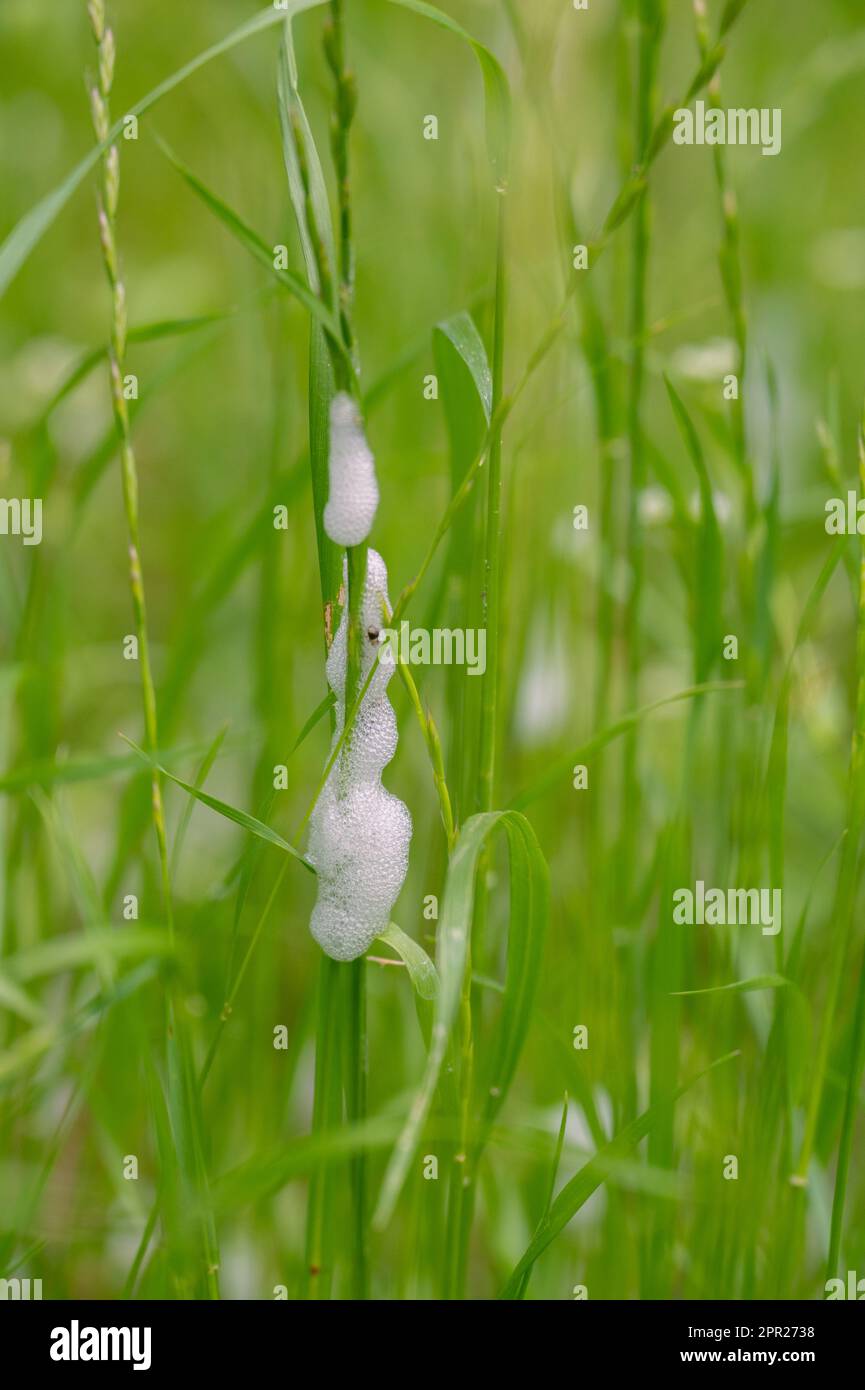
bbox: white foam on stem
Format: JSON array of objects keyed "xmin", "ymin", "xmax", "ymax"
[
  {"xmin": 323, "ymin": 392, "xmax": 379, "ymax": 546},
  {"xmin": 307, "ymin": 549, "xmax": 412, "ymax": 961}
]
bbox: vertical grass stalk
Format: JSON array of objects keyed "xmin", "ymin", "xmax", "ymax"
[
  {"xmin": 443, "ymin": 186, "xmax": 508, "ymax": 1300},
  {"xmin": 85, "ymin": 0, "xmax": 219, "ymax": 1297},
  {"xmin": 621, "ymin": 0, "xmax": 665, "ymax": 892},
  {"xmin": 824, "ymin": 409, "xmax": 865, "ymax": 1276},
  {"xmin": 301, "ymin": 1, "xmax": 369, "ymax": 1298}
]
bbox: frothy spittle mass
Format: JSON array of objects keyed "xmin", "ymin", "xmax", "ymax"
[
  {"xmin": 323, "ymin": 392, "xmax": 379, "ymax": 546},
  {"xmin": 307, "ymin": 550, "xmax": 412, "ymax": 961}
]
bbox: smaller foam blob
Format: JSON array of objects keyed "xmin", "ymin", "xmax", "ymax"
[
  {"xmin": 307, "ymin": 549, "xmax": 412, "ymax": 961},
  {"xmin": 323, "ymin": 392, "xmax": 379, "ymax": 546}
]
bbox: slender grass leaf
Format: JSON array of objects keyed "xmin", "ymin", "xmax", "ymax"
[
  {"xmin": 121, "ymin": 736, "xmax": 315, "ymax": 873},
  {"xmin": 0, "ymin": 2, "xmax": 329, "ymax": 299},
  {"xmin": 513, "ymin": 1093, "xmax": 568, "ymax": 1300},
  {"xmin": 170, "ymin": 724, "xmax": 229, "ymax": 877},
  {"xmin": 290, "ymin": 691, "xmax": 336, "ymax": 755},
  {"xmin": 673, "ymin": 974, "xmax": 790, "ymax": 998},
  {"xmin": 374, "ymin": 810, "xmax": 549, "ymax": 1229},
  {"xmin": 215, "ymin": 1115, "xmax": 405, "ymax": 1214},
  {"xmin": 434, "ymin": 312, "xmax": 492, "ymax": 429},
  {"xmin": 277, "ymin": 17, "xmax": 343, "ymax": 628},
  {"xmin": 0, "ymin": 973, "xmax": 46, "ymax": 1025},
  {"xmin": 30, "ymin": 311, "xmax": 243, "ymax": 430},
  {"xmin": 156, "ymin": 139, "xmax": 342, "ymax": 344},
  {"xmin": 480, "ymin": 815, "xmax": 549, "ymax": 1128},
  {"xmin": 4, "ymin": 928, "xmax": 178, "ymax": 983},
  {"xmin": 375, "ymin": 922, "xmax": 439, "ymax": 1002},
  {"xmin": 665, "ymin": 376, "xmax": 722, "ymax": 685},
  {"xmin": 510, "ymin": 682, "xmax": 741, "ymax": 810},
  {"xmin": 766, "ymin": 540, "xmax": 846, "ymax": 893},
  {"xmin": 278, "ymin": 23, "xmax": 336, "ymax": 302},
  {"xmin": 385, "ymin": 0, "xmax": 511, "ymax": 184},
  {"xmin": 499, "ymin": 1051, "xmax": 740, "ymax": 1297},
  {"xmin": 0, "ymin": 740, "xmax": 213, "ymax": 795}
]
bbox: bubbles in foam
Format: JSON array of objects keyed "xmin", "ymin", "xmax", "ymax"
[
  {"xmin": 307, "ymin": 549, "xmax": 412, "ymax": 961},
  {"xmin": 323, "ymin": 392, "xmax": 379, "ymax": 546}
]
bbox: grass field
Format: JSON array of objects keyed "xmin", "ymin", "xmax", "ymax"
[{"xmin": 2, "ymin": 0, "xmax": 865, "ymax": 1301}]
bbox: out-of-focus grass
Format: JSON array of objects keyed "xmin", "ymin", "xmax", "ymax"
[{"xmin": 1, "ymin": 0, "xmax": 865, "ymax": 1300}]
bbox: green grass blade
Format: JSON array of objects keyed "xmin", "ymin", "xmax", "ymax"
[
  {"xmin": 766, "ymin": 540, "xmax": 846, "ymax": 896},
  {"xmin": 433, "ymin": 312, "xmax": 492, "ymax": 432},
  {"xmin": 121, "ymin": 736, "xmax": 315, "ymax": 872},
  {"xmin": 156, "ymin": 139, "xmax": 342, "ymax": 343},
  {"xmin": 0, "ymin": 972, "xmax": 46, "ymax": 1025},
  {"xmin": 480, "ymin": 815, "xmax": 549, "ymax": 1126},
  {"xmin": 384, "ymin": 0, "xmax": 511, "ymax": 183},
  {"xmin": 513, "ymin": 1093, "xmax": 569, "ymax": 1300},
  {"xmin": 499, "ymin": 1052, "xmax": 741, "ymax": 1298},
  {"xmin": 170, "ymin": 724, "xmax": 229, "ymax": 878},
  {"xmin": 375, "ymin": 922, "xmax": 439, "ymax": 1002},
  {"xmin": 665, "ymin": 376, "xmax": 722, "ymax": 684},
  {"xmin": 0, "ymin": 742, "xmax": 207, "ymax": 795},
  {"xmin": 673, "ymin": 975, "xmax": 790, "ymax": 998},
  {"xmin": 277, "ymin": 18, "xmax": 343, "ymax": 624},
  {"xmin": 4, "ymin": 928, "xmax": 178, "ymax": 983},
  {"xmin": 0, "ymin": 2, "xmax": 329, "ymax": 299},
  {"xmin": 373, "ymin": 809, "xmax": 549, "ymax": 1229},
  {"xmin": 278, "ymin": 22, "xmax": 337, "ymax": 302},
  {"xmin": 510, "ymin": 682, "xmax": 740, "ymax": 810}
]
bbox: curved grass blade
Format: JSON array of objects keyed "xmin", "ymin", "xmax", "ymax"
[
  {"xmin": 766, "ymin": 538, "xmax": 846, "ymax": 896},
  {"xmin": 25, "ymin": 312, "xmax": 229, "ymax": 430},
  {"xmin": 0, "ymin": 963, "xmax": 161, "ymax": 1089},
  {"xmin": 72, "ymin": 315, "xmax": 244, "ymax": 512},
  {"xmin": 156, "ymin": 139, "xmax": 342, "ymax": 344},
  {"xmin": 385, "ymin": 0, "xmax": 511, "ymax": 184},
  {"xmin": 29, "ymin": 311, "xmax": 242, "ymax": 432},
  {"xmin": 372, "ymin": 922, "xmax": 439, "ymax": 1049},
  {"xmin": 375, "ymin": 922, "xmax": 439, "ymax": 1002},
  {"xmin": 433, "ymin": 312, "xmax": 492, "ymax": 429}
]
